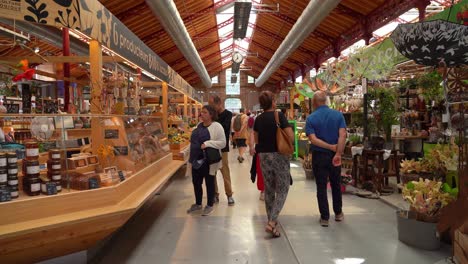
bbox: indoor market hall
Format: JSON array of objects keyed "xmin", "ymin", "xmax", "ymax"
[{"xmin": 45, "ymin": 150, "xmax": 450, "ymax": 264}]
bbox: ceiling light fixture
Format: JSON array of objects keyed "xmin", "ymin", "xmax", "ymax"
[{"xmin": 233, "ymin": 0, "xmax": 252, "ymax": 39}]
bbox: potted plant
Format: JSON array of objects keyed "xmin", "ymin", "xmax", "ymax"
[
  {"xmin": 418, "ymin": 71, "xmax": 444, "ymax": 104},
  {"xmin": 397, "ymin": 178, "xmax": 456, "ymax": 250},
  {"xmin": 368, "ymin": 87, "xmax": 400, "ymax": 142}
]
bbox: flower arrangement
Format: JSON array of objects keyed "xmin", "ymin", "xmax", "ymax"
[
  {"xmin": 400, "ymin": 143, "xmax": 458, "ymax": 177},
  {"xmin": 402, "ymin": 179, "xmax": 456, "ymax": 222}
]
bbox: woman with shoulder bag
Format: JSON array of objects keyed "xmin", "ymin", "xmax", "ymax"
[
  {"xmin": 186, "ymin": 105, "xmax": 226, "ymax": 216},
  {"xmin": 252, "ymin": 91, "xmax": 294, "ymax": 237}
]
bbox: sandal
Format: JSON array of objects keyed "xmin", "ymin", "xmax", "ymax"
[{"xmin": 265, "ymin": 222, "xmax": 281, "ymax": 238}]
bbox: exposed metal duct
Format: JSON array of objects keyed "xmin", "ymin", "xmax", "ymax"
[
  {"xmin": 145, "ymin": 0, "xmax": 212, "ymax": 88},
  {"xmin": 0, "ymin": 18, "xmax": 86, "ymax": 54},
  {"xmin": 0, "ymin": 18, "xmax": 146, "ymax": 79},
  {"xmin": 254, "ymin": 0, "xmax": 341, "ymax": 87}
]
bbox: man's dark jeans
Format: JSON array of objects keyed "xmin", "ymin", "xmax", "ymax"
[{"xmin": 312, "ymin": 150, "xmax": 342, "ymax": 220}]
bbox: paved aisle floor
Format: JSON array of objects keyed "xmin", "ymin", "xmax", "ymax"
[{"xmin": 95, "ymin": 150, "xmax": 450, "ymax": 264}]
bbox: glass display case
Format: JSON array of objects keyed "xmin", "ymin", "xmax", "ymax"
[
  {"xmin": 296, "ymin": 121, "xmax": 309, "ymax": 158},
  {"xmin": 0, "ymin": 113, "xmax": 169, "ymax": 202}
]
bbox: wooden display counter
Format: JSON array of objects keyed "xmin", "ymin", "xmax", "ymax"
[{"xmin": 0, "ymin": 153, "xmax": 186, "ymax": 263}]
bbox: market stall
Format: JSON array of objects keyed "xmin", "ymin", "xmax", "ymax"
[{"xmin": 0, "ymin": 0, "xmax": 201, "ymax": 262}]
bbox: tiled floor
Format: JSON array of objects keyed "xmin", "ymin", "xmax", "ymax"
[{"xmin": 90, "ymin": 150, "xmax": 450, "ymax": 264}]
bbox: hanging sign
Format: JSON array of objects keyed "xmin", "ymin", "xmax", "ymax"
[{"xmin": 0, "ymin": 0, "xmax": 196, "ymax": 94}]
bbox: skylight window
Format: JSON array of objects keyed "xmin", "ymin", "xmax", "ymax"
[{"xmin": 214, "ymin": 0, "xmax": 257, "ymax": 71}]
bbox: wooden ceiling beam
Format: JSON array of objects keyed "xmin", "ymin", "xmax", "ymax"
[
  {"xmin": 334, "ymin": 4, "xmax": 365, "ymax": 19},
  {"xmin": 248, "ymin": 22, "xmax": 283, "ymax": 43},
  {"xmin": 158, "ymin": 17, "xmax": 233, "ymax": 57},
  {"xmin": 245, "ymin": 38, "xmax": 305, "ymax": 66},
  {"xmin": 0, "ymin": 56, "xmax": 124, "ymax": 64},
  {"xmin": 140, "ymin": 0, "xmax": 235, "ymax": 42},
  {"xmin": 170, "ymin": 36, "xmax": 233, "ymax": 66}
]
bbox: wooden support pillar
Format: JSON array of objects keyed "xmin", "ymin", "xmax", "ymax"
[
  {"xmin": 89, "ymin": 40, "xmax": 103, "ymax": 155},
  {"xmin": 188, "ymin": 100, "xmax": 193, "ymax": 120},
  {"xmin": 183, "ymin": 95, "xmax": 188, "ymax": 118},
  {"xmin": 162, "ymin": 82, "xmax": 168, "ymax": 135},
  {"xmin": 195, "ymin": 105, "xmax": 199, "ymax": 119}
]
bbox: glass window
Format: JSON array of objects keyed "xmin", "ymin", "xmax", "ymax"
[
  {"xmin": 247, "ymin": 75, "xmax": 255, "ymax": 84},
  {"xmin": 225, "ymin": 69, "xmax": 240, "ymax": 95},
  {"xmin": 295, "ymin": 75, "xmax": 302, "ymax": 83},
  {"xmin": 225, "ymin": 98, "xmax": 242, "ymax": 112},
  {"xmin": 211, "ymin": 75, "xmax": 218, "ymax": 84}
]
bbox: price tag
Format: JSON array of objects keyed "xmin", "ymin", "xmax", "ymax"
[
  {"xmin": 88, "ymin": 178, "xmax": 100, "ymax": 189},
  {"xmin": 46, "ymin": 182, "xmax": 57, "ymax": 195},
  {"xmin": 118, "ymin": 170, "xmax": 125, "ymax": 182},
  {"xmin": 114, "ymin": 146, "xmax": 128, "ymax": 156}
]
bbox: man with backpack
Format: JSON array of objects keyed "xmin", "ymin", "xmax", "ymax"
[{"xmin": 233, "ymin": 108, "xmax": 248, "ymax": 163}]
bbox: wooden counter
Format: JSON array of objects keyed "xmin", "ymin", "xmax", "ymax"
[{"xmin": 0, "ymin": 153, "xmax": 186, "ymax": 263}]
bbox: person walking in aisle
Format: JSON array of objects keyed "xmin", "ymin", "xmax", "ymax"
[
  {"xmin": 186, "ymin": 105, "xmax": 226, "ymax": 216},
  {"xmin": 230, "ymin": 113, "xmax": 237, "ymax": 149},
  {"xmin": 253, "ymin": 91, "xmax": 294, "ymax": 238},
  {"xmin": 249, "ymin": 126, "xmax": 265, "ymax": 201},
  {"xmin": 305, "ymin": 91, "xmax": 346, "ymax": 227},
  {"xmin": 233, "ymin": 108, "xmax": 248, "ymax": 163},
  {"xmin": 208, "ymin": 95, "xmax": 235, "ymax": 206}
]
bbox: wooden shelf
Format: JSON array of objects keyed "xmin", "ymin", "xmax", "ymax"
[
  {"xmin": 0, "ymin": 113, "xmax": 163, "ymax": 118},
  {"xmin": 0, "ymin": 154, "xmax": 187, "ymax": 263}
]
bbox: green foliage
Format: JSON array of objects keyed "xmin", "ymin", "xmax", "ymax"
[
  {"xmin": 368, "ymin": 87, "xmax": 400, "ymax": 140},
  {"xmin": 348, "ymin": 134, "xmax": 362, "ymax": 145},
  {"xmin": 418, "ymin": 71, "xmax": 444, "ymax": 102},
  {"xmin": 350, "ymin": 112, "xmax": 364, "ymax": 127},
  {"xmin": 321, "ymin": 45, "xmax": 399, "ymax": 90},
  {"xmin": 398, "ymin": 78, "xmax": 418, "ymax": 91}
]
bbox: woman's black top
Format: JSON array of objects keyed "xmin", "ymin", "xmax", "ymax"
[{"xmin": 253, "ymin": 111, "xmax": 289, "ymax": 153}]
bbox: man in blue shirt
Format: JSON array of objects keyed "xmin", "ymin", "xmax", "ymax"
[{"xmin": 305, "ymin": 91, "xmax": 347, "ymax": 227}]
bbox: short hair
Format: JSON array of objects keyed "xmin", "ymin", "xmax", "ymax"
[
  {"xmin": 247, "ymin": 112, "xmax": 251, "ymax": 116},
  {"xmin": 239, "ymin": 108, "xmax": 245, "ymax": 113},
  {"xmin": 259, "ymin": 91, "xmax": 274, "ymax": 110},
  {"xmin": 210, "ymin": 95, "xmax": 222, "ymax": 105},
  {"xmin": 202, "ymin": 105, "xmax": 218, "ymax": 121},
  {"xmin": 313, "ymin": 91, "xmax": 327, "ymax": 104}
]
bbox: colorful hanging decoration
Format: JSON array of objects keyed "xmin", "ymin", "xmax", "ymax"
[{"xmin": 12, "ymin": 59, "xmax": 35, "ymax": 82}]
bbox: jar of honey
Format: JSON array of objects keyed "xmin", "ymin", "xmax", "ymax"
[
  {"xmin": 25, "ymin": 140, "xmax": 39, "ymax": 160},
  {"xmin": 6, "ymin": 152, "xmax": 17, "ymax": 164},
  {"xmin": 7, "ymin": 163, "xmax": 18, "ymax": 175},
  {"xmin": 48, "ymin": 170, "xmax": 61, "ymax": 181},
  {"xmin": 54, "ymin": 179, "xmax": 62, "ymax": 192},
  {"xmin": 49, "ymin": 149, "xmax": 61, "ymax": 160},
  {"xmin": 7, "ymin": 173, "xmax": 18, "ymax": 186},
  {"xmin": 10, "ymin": 185, "xmax": 18, "ymax": 199},
  {"xmin": 47, "ymin": 159, "xmax": 61, "ymax": 171},
  {"xmin": 0, "ymin": 153, "xmax": 6, "ymax": 167},
  {"xmin": 0, "ymin": 167, "xmax": 6, "ymax": 185},
  {"xmin": 24, "ymin": 160, "xmax": 40, "ymax": 175},
  {"xmin": 23, "ymin": 175, "xmax": 40, "ymax": 196}
]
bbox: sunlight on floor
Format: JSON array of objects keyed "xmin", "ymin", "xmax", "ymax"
[
  {"xmin": 334, "ymin": 258, "xmax": 366, "ymax": 264},
  {"xmin": 290, "ymin": 163, "xmax": 300, "ymax": 168}
]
